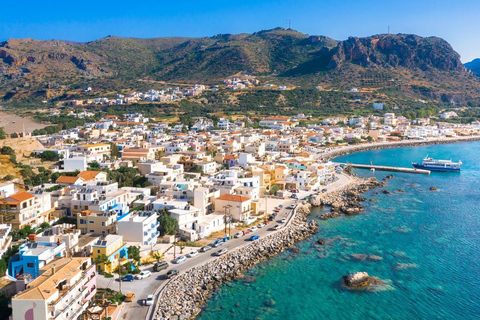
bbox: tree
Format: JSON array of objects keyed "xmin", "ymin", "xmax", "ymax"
[
  {"xmin": 110, "ymin": 143, "xmax": 120, "ymax": 159},
  {"xmin": 128, "ymin": 246, "xmax": 141, "ymax": 265},
  {"xmin": 151, "ymin": 251, "xmax": 164, "ymax": 262},
  {"xmin": 0, "ymin": 292, "xmax": 11, "ymax": 319},
  {"xmin": 0, "ymin": 127, "xmax": 6, "ymax": 140},
  {"xmin": 158, "ymin": 213, "xmax": 178, "ymax": 235},
  {"xmin": 349, "ymin": 137, "xmax": 362, "ymax": 145},
  {"xmin": 38, "ymin": 151, "xmax": 60, "ymax": 162},
  {"xmin": 269, "ymin": 185, "xmax": 279, "ymax": 195},
  {"xmin": 0, "ymin": 259, "xmax": 7, "ymax": 277},
  {"xmin": 0, "ymin": 146, "xmax": 14, "ymax": 155}
]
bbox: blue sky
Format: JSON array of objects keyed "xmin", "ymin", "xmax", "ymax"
[{"xmin": 2, "ymin": 0, "xmax": 479, "ymax": 62}]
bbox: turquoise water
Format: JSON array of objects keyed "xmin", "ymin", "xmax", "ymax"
[{"xmin": 197, "ymin": 142, "xmax": 480, "ymax": 320}]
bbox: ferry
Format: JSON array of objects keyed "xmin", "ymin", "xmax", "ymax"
[{"xmin": 412, "ymin": 156, "xmax": 462, "ymax": 172}]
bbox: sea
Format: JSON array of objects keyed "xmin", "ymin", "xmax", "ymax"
[{"xmin": 197, "ymin": 141, "xmax": 480, "ymax": 320}]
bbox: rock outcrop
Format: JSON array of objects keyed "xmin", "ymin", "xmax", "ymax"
[
  {"xmin": 310, "ymin": 178, "xmax": 381, "ymax": 220},
  {"xmin": 342, "ymin": 272, "xmax": 385, "ymax": 289}
]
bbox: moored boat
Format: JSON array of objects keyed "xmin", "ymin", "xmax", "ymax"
[{"xmin": 412, "ymin": 156, "xmax": 461, "ymax": 172}]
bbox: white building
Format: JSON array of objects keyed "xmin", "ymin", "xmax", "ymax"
[{"xmin": 117, "ymin": 211, "xmax": 159, "ymax": 247}]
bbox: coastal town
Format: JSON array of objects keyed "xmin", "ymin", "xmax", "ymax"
[{"xmin": 0, "ymin": 107, "xmax": 479, "ymax": 320}]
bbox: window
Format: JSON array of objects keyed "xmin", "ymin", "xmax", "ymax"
[
  {"xmin": 97, "ymin": 250, "xmax": 100, "ymax": 253},
  {"xmin": 90, "ymin": 230, "xmax": 94, "ymax": 233},
  {"xmin": 89, "ymin": 221, "xmax": 94, "ymax": 224}
]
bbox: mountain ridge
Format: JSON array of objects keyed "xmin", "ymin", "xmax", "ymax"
[{"xmin": 1, "ymin": 28, "xmax": 479, "ymax": 106}]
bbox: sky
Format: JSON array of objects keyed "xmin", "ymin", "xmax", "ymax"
[{"xmin": 2, "ymin": 0, "xmax": 480, "ymax": 62}]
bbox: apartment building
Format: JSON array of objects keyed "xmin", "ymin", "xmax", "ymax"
[
  {"xmin": 117, "ymin": 211, "xmax": 159, "ymax": 247},
  {"xmin": 9, "ymin": 241, "xmax": 66, "ymax": 279},
  {"xmin": 76, "ymin": 211, "xmax": 117, "ymax": 235},
  {"xmin": 2, "ymin": 190, "xmax": 54, "ymax": 229},
  {"xmin": 91, "ymin": 234, "xmax": 128, "ymax": 273},
  {"xmin": 11, "ymin": 257, "xmax": 96, "ymax": 320}
]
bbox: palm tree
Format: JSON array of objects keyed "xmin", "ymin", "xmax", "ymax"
[{"xmin": 152, "ymin": 251, "xmax": 164, "ymax": 262}]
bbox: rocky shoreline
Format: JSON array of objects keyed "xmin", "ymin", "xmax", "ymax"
[
  {"xmin": 319, "ymin": 136, "xmax": 480, "ymax": 161},
  {"xmin": 309, "ymin": 177, "xmax": 384, "ymax": 219},
  {"xmin": 152, "ymin": 203, "xmax": 318, "ymax": 320}
]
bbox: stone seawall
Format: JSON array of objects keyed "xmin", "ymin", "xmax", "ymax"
[
  {"xmin": 320, "ymin": 136, "xmax": 480, "ymax": 161},
  {"xmin": 153, "ymin": 203, "xmax": 318, "ymax": 320}
]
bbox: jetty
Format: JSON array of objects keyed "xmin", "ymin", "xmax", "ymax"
[{"xmin": 338, "ymin": 163, "xmax": 431, "ymax": 175}]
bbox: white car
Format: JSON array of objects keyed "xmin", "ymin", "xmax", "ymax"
[
  {"xmin": 215, "ymin": 248, "xmax": 228, "ymax": 256},
  {"xmin": 135, "ymin": 270, "xmax": 152, "ymax": 280},
  {"xmin": 249, "ymin": 226, "xmax": 258, "ymax": 232},
  {"xmin": 187, "ymin": 250, "xmax": 198, "ymax": 258},
  {"xmin": 145, "ymin": 294, "xmax": 154, "ymax": 306},
  {"xmin": 257, "ymin": 223, "xmax": 266, "ymax": 228},
  {"xmin": 173, "ymin": 255, "xmax": 187, "ymax": 264},
  {"xmin": 281, "ymin": 218, "xmax": 287, "ymax": 223},
  {"xmin": 234, "ymin": 231, "xmax": 244, "ymax": 238},
  {"xmin": 273, "ymin": 224, "xmax": 282, "ymax": 230}
]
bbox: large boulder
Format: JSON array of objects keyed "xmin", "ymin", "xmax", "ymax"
[{"xmin": 342, "ymin": 272, "xmax": 371, "ymax": 287}]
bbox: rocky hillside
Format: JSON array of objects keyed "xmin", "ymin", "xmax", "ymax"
[
  {"xmin": 465, "ymin": 58, "xmax": 480, "ymax": 75},
  {"xmin": 1, "ymin": 28, "xmax": 479, "ymax": 105}
]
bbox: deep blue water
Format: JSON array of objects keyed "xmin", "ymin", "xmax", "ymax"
[{"xmin": 197, "ymin": 142, "xmax": 480, "ymax": 320}]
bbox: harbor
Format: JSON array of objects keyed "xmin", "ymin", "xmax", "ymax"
[{"xmin": 337, "ymin": 163, "xmax": 431, "ymax": 175}]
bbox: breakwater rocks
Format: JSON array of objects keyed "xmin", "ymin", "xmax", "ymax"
[
  {"xmin": 310, "ymin": 178, "xmax": 383, "ymax": 219},
  {"xmin": 319, "ymin": 136, "xmax": 480, "ymax": 162},
  {"xmin": 153, "ymin": 203, "xmax": 317, "ymax": 320}
]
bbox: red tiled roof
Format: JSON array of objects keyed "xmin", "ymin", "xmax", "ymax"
[{"xmin": 216, "ymin": 194, "xmax": 251, "ymax": 202}]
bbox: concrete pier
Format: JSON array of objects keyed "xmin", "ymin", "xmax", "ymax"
[{"xmin": 339, "ymin": 163, "xmax": 431, "ymax": 175}]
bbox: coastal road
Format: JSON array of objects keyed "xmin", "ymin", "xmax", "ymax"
[{"xmin": 96, "ymin": 174, "xmax": 352, "ymax": 320}]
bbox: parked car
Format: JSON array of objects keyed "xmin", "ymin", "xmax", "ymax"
[
  {"xmin": 125, "ymin": 293, "xmax": 135, "ymax": 302},
  {"xmin": 273, "ymin": 224, "xmax": 282, "ymax": 230},
  {"xmin": 215, "ymin": 248, "xmax": 228, "ymax": 256},
  {"xmin": 213, "ymin": 239, "xmax": 224, "ymax": 247},
  {"xmin": 281, "ymin": 218, "xmax": 287, "ymax": 223},
  {"xmin": 144, "ymin": 294, "xmax": 154, "ymax": 306},
  {"xmin": 243, "ymin": 229, "xmax": 251, "ymax": 235},
  {"xmin": 153, "ymin": 261, "xmax": 168, "ymax": 272},
  {"xmin": 278, "ymin": 204, "xmax": 283, "ymax": 208},
  {"xmin": 187, "ymin": 250, "xmax": 199, "ymax": 258},
  {"xmin": 165, "ymin": 269, "xmax": 179, "ymax": 279},
  {"xmin": 173, "ymin": 255, "xmax": 186, "ymax": 264},
  {"xmin": 287, "ymin": 205, "xmax": 295, "ymax": 210},
  {"xmin": 200, "ymin": 245, "xmax": 212, "ymax": 252},
  {"xmin": 121, "ymin": 274, "xmax": 134, "ymax": 282},
  {"xmin": 248, "ymin": 235, "xmax": 260, "ymax": 241},
  {"xmin": 291, "ymin": 194, "xmax": 297, "ymax": 198},
  {"xmin": 135, "ymin": 270, "xmax": 152, "ymax": 280},
  {"xmin": 321, "ymin": 188, "xmax": 328, "ymax": 193},
  {"xmin": 257, "ymin": 223, "xmax": 265, "ymax": 228},
  {"xmin": 234, "ymin": 231, "xmax": 244, "ymax": 238},
  {"xmin": 249, "ymin": 226, "xmax": 258, "ymax": 232}
]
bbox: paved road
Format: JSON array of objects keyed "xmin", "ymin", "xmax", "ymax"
[{"xmin": 96, "ymin": 174, "xmax": 352, "ymax": 320}]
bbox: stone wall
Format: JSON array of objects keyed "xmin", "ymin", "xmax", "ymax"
[{"xmin": 152, "ymin": 203, "xmax": 317, "ymax": 320}]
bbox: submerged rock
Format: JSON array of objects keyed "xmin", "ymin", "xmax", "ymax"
[
  {"xmin": 350, "ymin": 254, "xmax": 368, "ymax": 261},
  {"xmin": 367, "ymin": 255, "xmax": 383, "ymax": 261},
  {"xmin": 393, "ymin": 263, "xmax": 418, "ymax": 270},
  {"xmin": 382, "ymin": 190, "xmax": 391, "ymax": 194},
  {"xmin": 317, "ymin": 239, "xmax": 325, "ymax": 245},
  {"xmin": 429, "ymin": 186, "xmax": 438, "ymax": 191},
  {"xmin": 369, "ymin": 198, "xmax": 379, "ymax": 202},
  {"xmin": 343, "ymin": 272, "xmax": 371, "ymax": 287},
  {"xmin": 396, "ymin": 189, "xmax": 405, "ymax": 193}
]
